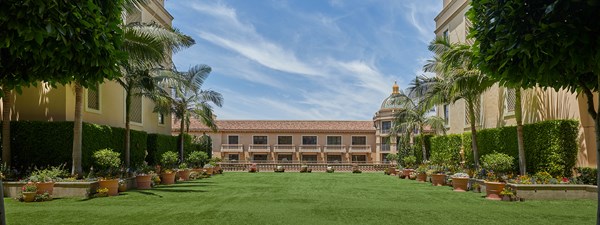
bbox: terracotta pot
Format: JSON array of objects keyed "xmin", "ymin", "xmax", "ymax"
[
  {"xmin": 35, "ymin": 182, "xmax": 54, "ymax": 195},
  {"xmin": 214, "ymin": 165, "xmax": 222, "ymax": 174},
  {"xmin": 431, "ymin": 174, "xmax": 446, "ymax": 186},
  {"xmin": 177, "ymin": 169, "xmax": 191, "ymax": 181},
  {"xmin": 98, "ymin": 179, "xmax": 119, "ymax": 196},
  {"xmin": 416, "ymin": 173, "xmax": 427, "ymax": 182},
  {"xmin": 160, "ymin": 172, "xmax": 176, "ymax": 185},
  {"xmin": 22, "ymin": 192, "xmax": 36, "ymax": 202},
  {"xmin": 205, "ymin": 168, "xmax": 214, "ymax": 175},
  {"xmin": 135, "ymin": 175, "xmax": 152, "ymax": 190},
  {"xmin": 191, "ymin": 168, "xmax": 203, "ymax": 174},
  {"xmin": 118, "ymin": 183, "xmax": 127, "ymax": 192},
  {"xmin": 402, "ymin": 169, "xmax": 414, "ymax": 179},
  {"xmin": 452, "ymin": 177, "xmax": 469, "ymax": 192},
  {"xmin": 484, "ymin": 181, "xmax": 506, "ymax": 200}
]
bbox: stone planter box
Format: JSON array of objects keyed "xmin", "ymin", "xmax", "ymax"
[
  {"xmin": 507, "ymin": 184, "xmax": 598, "ymax": 200},
  {"xmin": 4, "ymin": 181, "xmax": 99, "ymax": 198}
]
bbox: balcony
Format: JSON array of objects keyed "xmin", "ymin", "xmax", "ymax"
[
  {"xmin": 324, "ymin": 145, "xmax": 346, "ymax": 153},
  {"xmin": 248, "ymin": 144, "xmax": 271, "ymax": 153},
  {"xmin": 273, "ymin": 145, "xmax": 296, "ymax": 152},
  {"xmin": 298, "ymin": 145, "xmax": 321, "ymax": 153},
  {"xmin": 349, "ymin": 145, "xmax": 371, "ymax": 153},
  {"xmin": 221, "ymin": 144, "xmax": 243, "ymax": 152}
]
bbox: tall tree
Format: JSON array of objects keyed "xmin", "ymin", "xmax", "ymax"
[
  {"xmin": 417, "ymin": 37, "xmax": 495, "ymax": 170},
  {"xmin": 153, "ymin": 65, "xmax": 223, "ymax": 162},
  {"xmin": 392, "ymin": 88, "xmax": 446, "ymax": 162},
  {"xmin": 0, "ymin": 0, "xmax": 126, "ymax": 174},
  {"xmin": 468, "ymin": 0, "xmax": 600, "ymax": 222},
  {"xmin": 118, "ymin": 22, "xmax": 194, "ymax": 169}
]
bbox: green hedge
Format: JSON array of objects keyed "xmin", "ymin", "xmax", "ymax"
[
  {"xmin": 430, "ymin": 134, "xmax": 462, "ymax": 166},
  {"xmin": 412, "ymin": 134, "xmax": 433, "ymax": 163},
  {"xmin": 3, "ymin": 121, "xmax": 186, "ymax": 171},
  {"xmin": 429, "ymin": 120, "xmax": 579, "ymax": 177}
]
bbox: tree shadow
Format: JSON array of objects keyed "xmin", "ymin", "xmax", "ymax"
[
  {"xmin": 150, "ymin": 188, "xmax": 207, "ymax": 193},
  {"xmin": 135, "ymin": 190, "xmax": 163, "ymax": 198}
]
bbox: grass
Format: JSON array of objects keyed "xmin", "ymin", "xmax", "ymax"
[{"xmin": 5, "ymin": 172, "xmax": 596, "ymax": 225}]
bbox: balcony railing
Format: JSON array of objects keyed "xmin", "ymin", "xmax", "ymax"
[
  {"xmin": 324, "ymin": 145, "xmax": 346, "ymax": 153},
  {"xmin": 248, "ymin": 144, "xmax": 271, "ymax": 152},
  {"xmin": 221, "ymin": 144, "xmax": 243, "ymax": 152},
  {"xmin": 273, "ymin": 145, "xmax": 295, "ymax": 152},
  {"xmin": 349, "ymin": 145, "xmax": 371, "ymax": 153},
  {"xmin": 298, "ymin": 145, "xmax": 321, "ymax": 152}
]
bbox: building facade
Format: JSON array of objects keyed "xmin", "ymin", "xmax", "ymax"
[
  {"xmin": 1, "ymin": 1, "xmax": 174, "ymax": 136},
  {"xmin": 435, "ymin": 0, "xmax": 596, "ymax": 167},
  {"xmin": 180, "ymin": 83, "xmax": 405, "ymax": 163}
]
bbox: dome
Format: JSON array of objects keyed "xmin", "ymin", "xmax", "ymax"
[{"xmin": 380, "ymin": 81, "xmax": 403, "ymax": 110}]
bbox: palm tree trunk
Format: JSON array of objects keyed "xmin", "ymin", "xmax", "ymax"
[
  {"xmin": 515, "ymin": 88, "xmax": 526, "ymax": 175},
  {"xmin": 72, "ymin": 83, "xmax": 84, "ymax": 176},
  {"xmin": 2, "ymin": 88, "xmax": 11, "ymax": 166},
  {"xmin": 124, "ymin": 88, "xmax": 131, "ymax": 169},
  {"xmin": 468, "ymin": 101, "xmax": 480, "ymax": 170},
  {"xmin": 419, "ymin": 125, "xmax": 427, "ymax": 162},
  {"xmin": 595, "ymin": 76, "xmax": 600, "ymax": 225},
  {"xmin": 179, "ymin": 113, "xmax": 185, "ymax": 163}
]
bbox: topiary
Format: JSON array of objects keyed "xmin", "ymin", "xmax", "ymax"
[
  {"xmin": 93, "ymin": 148, "xmax": 121, "ymax": 179},
  {"xmin": 160, "ymin": 151, "xmax": 179, "ymax": 171}
]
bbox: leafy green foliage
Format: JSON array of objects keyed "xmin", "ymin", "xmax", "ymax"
[
  {"xmin": 575, "ymin": 167, "xmax": 597, "ymax": 185},
  {"xmin": 481, "ymin": 153, "xmax": 514, "ymax": 173},
  {"xmin": 187, "ymin": 151, "xmax": 209, "ymax": 168},
  {"xmin": 92, "ymin": 148, "xmax": 121, "ymax": 177},
  {"xmin": 402, "ymin": 155, "xmax": 416, "ymax": 169},
  {"xmin": 430, "ymin": 134, "xmax": 462, "ymax": 166},
  {"xmin": 412, "ymin": 134, "xmax": 433, "ymax": 163},
  {"xmin": 160, "ymin": 151, "xmax": 179, "ymax": 169},
  {"xmin": 0, "ymin": 0, "xmax": 126, "ymax": 90}
]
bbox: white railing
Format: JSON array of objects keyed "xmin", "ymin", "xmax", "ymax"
[
  {"xmin": 221, "ymin": 144, "xmax": 243, "ymax": 152},
  {"xmin": 349, "ymin": 145, "xmax": 371, "ymax": 153},
  {"xmin": 298, "ymin": 145, "xmax": 321, "ymax": 152},
  {"xmin": 273, "ymin": 145, "xmax": 296, "ymax": 152},
  {"xmin": 248, "ymin": 144, "xmax": 271, "ymax": 152},
  {"xmin": 324, "ymin": 145, "xmax": 346, "ymax": 153}
]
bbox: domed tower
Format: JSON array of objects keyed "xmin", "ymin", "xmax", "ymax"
[{"xmin": 373, "ymin": 81, "xmax": 404, "ymax": 162}]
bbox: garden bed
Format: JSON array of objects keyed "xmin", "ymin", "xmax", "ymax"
[
  {"xmin": 469, "ymin": 178, "xmax": 597, "ymax": 200},
  {"xmin": 3, "ymin": 181, "xmax": 99, "ymax": 198}
]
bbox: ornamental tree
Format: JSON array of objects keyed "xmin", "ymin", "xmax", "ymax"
[{"xmin": 468, "ymin": 0, "xmax": 600, "ymax": 222}]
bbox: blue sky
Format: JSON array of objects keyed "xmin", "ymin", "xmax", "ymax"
[{"xmin": 165, "ymin": 0, "xmax": 442, "ymax": 120}]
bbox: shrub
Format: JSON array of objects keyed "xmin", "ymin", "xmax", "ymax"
[
  {"xmin": 92, "ymin": 148, "xmax": 121, "ymax": 178},
  {"xmin": 160, "ymin": 151, "xmax": 179, "ymax": 170},
  {"xmin": 575, "ymin": 167, "xmax": 597, "ymax": 185},
  {"xmin": 402, "ymin": 156, "xmax": 416, "ymax": 169},
  {"xmin": 412, "ymin": 134, "xmax": 433, "ymax": 163},
  {"xmin": 430, "ymin": 134, "xmax": 462, "ymax": 167},
  {"xmin": 481, "ymin": 152, "xmax": 514, "ymax": 174},
  {"xmin": 187, "ymin": 151, "xmax": 209, "ymax": 168}
]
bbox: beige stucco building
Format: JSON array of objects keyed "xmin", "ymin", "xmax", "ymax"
[
  {"xmin": 435, "ymin": 0, "xmax": 596, "ymax": 167},
  {"xmin": 0, "ymin": 0, "xmax": 174, "ymax": 136},
  {"xmin": 179, "ymin": 83, "xmax": 405, "ymax": 163}
]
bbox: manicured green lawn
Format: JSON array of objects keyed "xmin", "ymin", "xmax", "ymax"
[{"xmin": 5, "ymin": 172, "xmax": 596, "ymax": 225}]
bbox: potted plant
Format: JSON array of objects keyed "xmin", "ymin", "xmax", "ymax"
[
  {"xmin": 274, "ymin": 165, "xmax": 285, "ymax": 173},
  {"xmin": 95, "ymin": 188, "xmax": 109, "ymax": 197},
  {"xmin": 326, "ymin": 166, "xmax": 335, "ymax": 173},
  {"xmin": 408, "ymin": 171, "xmax": 417, "ymax": 180},
  {"xmin": 212, "ymin": 157, "xmax": 223, "ymax": 174},
  {"xmin": 21, "ymin": 183, "xmax": 37, "ymax": 202},
  {"xmin": 500, "ymin": 186, "xmax": 516, "ymax": 201},
  {"xmin": 160, "ymin": 151, "xmax": 179, "ymax": 185},
  {"xmin": 203, "ymin": 163, "xmax": 214, "ymax": 175},
  {"xmin": 135, "ymin": 163, "xmax": 154, "ymax": 190},
  {"xmin": 427, "ymin": 165, "xmax": 446, "ymax": 186},
  {"xmin": 187, "ymin": 151, "xmax": 209, "ymax": 174},
  {"xmin": 401, "ymin": 156, "xmax": 417, "ymax": 179},
  {"xmin": 177, "ymin": 163, "xmax": 191, "ymax": 181},
  {"xmin": 300, "ymin": 164, "xmax": 312, "ymax": 173},
  {"xmin": 352, "ymin": 164, "xmax": 362, "ymax": 173},
  {"xmin": 93, "ymin": 148, "xmax": 122, "ymax": 196},
  {"xmin": 415, "ymin": 164, "xmax": 428, "ymax": 182},
  {"xmin": 451, "ymin": 172, "xmax": 470, "ymax": 192},
  {"xmin": 27, "ymin": 164, "xmax": 67, "ymax": 195},
  {"xmin": 481, "ymin": 152, "xmax": 514, "ymax": 200},
  {"xmin": 249, "ymin": 163, "xmax": 258, "ymax": 173}
]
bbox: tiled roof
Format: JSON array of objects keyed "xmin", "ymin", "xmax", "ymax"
[{"xmin": 174, "ymin": 119, "xmax": 376, "ymax": 133}]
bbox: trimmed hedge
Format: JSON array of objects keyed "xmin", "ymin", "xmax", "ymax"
[
  {"xmin": 2, "ymin": 121, "xmax": 186, "ymax": 172},
  {"xmin": 412, "ymin": 134, "xmax": 433, "ymax": 163},
  {"xmin": 429, "ymin": 120, "xmax": 579, "ymax": 177},
  {"xmin": 430, "ymin": 134, "xmax": 462, "ymax": 166}
]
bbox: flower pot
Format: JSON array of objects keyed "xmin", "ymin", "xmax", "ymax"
[
  {"xmin": 402, "ymin": 169, "xmax": 414, "ymax": 179},
  {"xmin": 177, "ymin": 169, "xmax": 191, "ymax": 181},
  {"xmin": 501, "ymin": 195, "xmax": 512, "ymax": 201},
  {"xmin": 160, "ymin": 172, "xmax": 176, "ymax": 185},
  {"xmin": 431, "ymin": 174, "xmax": 446, "ymax": 186},
  {"xmin": 135, "ymin": 175, "xmax": 152, "ymax": 190},
  {"xmin": 118, "ymin": 182, "xmax": 127, "ymax": 192},
  {"xmin": 416, "ymin": 173, "xmax": 427, "ymax": 182},
  {"xmin": 98, "ymin": 179, "xmax": 119, "ymax": 196},
  {"xmin": 484, "ymin": 181, "xmax": 506, "ymax": 200},
  {"xmin": 191, "ymin": 168, "xmax": 203, "ymax": 174},
  {"xmin": 22, "ymin": 192, "xmax": 36, "ymax": 202},
  {"xmin": 214, "ymin": 165, "xmax": 222, "ymax": 174},
  {"xmin": 452, "ymin": 177, "xmax": 469, "ymax": 192},
  {"xmin": 204, "ymin": 168, "xmax": 214, "ymax": 175},
  {"xmin": 35, "ymin": 182, "xmax": 54, "ymax": 195}
]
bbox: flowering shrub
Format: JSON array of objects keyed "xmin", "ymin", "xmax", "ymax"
[{"xmin": 22, "ymin": 183, "xmax": 37, "ymax": 193}]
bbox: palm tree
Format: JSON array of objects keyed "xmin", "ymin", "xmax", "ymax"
[
  {"xmin": 153, "ymin": 65, "xmax": 223, "ymax": 162},
  {"xmin": 117, "ymin": 22, "xmax": 194, "ymax": 169},
  {"xmin": 417, "ymin": 37, "xmax": 495, "ymax": 170},
  {"xmin": 392, "ymin": 88, "xmax": 446, "ymax": 163}
]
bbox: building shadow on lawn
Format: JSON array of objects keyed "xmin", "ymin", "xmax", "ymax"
[
  {"xmin": 156, "ymin": 184, "xmax": 213, "ymax": 188},
  {"xmin": 134, "ymin": 190, "xmax": 163, "ymax": 198},
  {"xmin": 150, "ymin": 188, "xmax": 207, "ymax": 193}
]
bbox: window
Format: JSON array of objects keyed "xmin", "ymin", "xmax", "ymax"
[
  {"xmin": 505, "ymin": 88, "xmax": 516, "ymax": 113},
  {"xmin": 302, "ymin": 155, "xmax": 317, "ymax": 162},
  {"xmin": 381, "ymin": 137, "xmax": 390, "ymax": 151},
  {"xmin": 381, "ymin": 121, "xmax": 391, "ymax": 133},
  {"xmin": 130, "ymin": 88, "xmax": 142, "ymax": 124},
  {"xmin": 278, "ymin": 136, "xmax": 292, "ymax": 145},
  {"xmin": 228, "ymin": 154, "xmax": 239, "ymax": 161},
  {"xmin": 86, "ymin": 84, "xmax": 100, "ymax": 112},
  {"xmin": 352, "ymin": 155, "xmax": 366, "ymax": 162},
  {"xmin": 277, "ymin": 154, "xmax": 292, "ymax": 162},
  {"xmin": 352, "ymin": 136, "xmax": 366, "ymax": 145},
  {"xmin": 327, "ymin": 155, "xmax": 342, "ymax": 163},
  {"xmin": 327, "ymin": 136, "xmax": 341, "ymax": 145},
  {"xmin": 253, "ymin": 136, "xmax": 267, "ymax": 145},
  {"xmin": 253, "ymin": 154, "xmax": 267, "ymax": 161},
  {"xmin": 158, "ymin": 113, "xmax": 165, "ymax": 125},
  {"xmin": 443, "ymin": 29, "xmax": 449, "ymax": 40},
  {"xmin": 228, "ymin": 136, "xmax": 239, "ymax": 145},
  {"xmin": 302, "ymin": 136, "xmax": 317, "ymax": 145}
]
